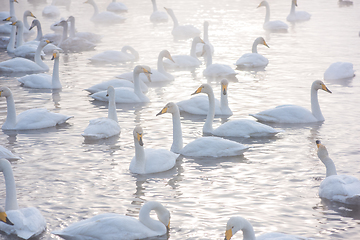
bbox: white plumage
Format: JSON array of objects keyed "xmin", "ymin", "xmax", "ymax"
[
  {"xmin": 203, "ymin": 44, "xmax": 237, "ymax": 78},
  {"xmin": 150, "ymin": 0, "xmax": 168, "ymax": 23},
  {"xmin": 287, "ymin": 0, "xmax": 311, "ymax": 22},
  {"xmin": 89, "ymin": 46, "xmax": 139, "ymax": 64},
  {"xmin": 164, "ymin": 7, "xmax": 200, "ymax": 40},
  {"xmin": 85, "ymin": 0, "xmax": 126, "ymax": 24},
  {"xmin": 235, "ymin": 37, "xmax": 269, "ymax": 69},
  {"xmin": 258, "ymin": 1, "xmax": 289, "ymax": 33},
  {"xmin": 324, "ymin": 62, "xmax": 355, "ymax": 80}
]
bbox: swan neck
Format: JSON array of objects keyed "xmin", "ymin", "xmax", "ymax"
[
  {"xmin": 35, "ymin": 21, "xmax": 43, "ymax": 41},
  {"xmin": 134, "ymin": 140, "xmax": 146, "ymax": 172},
  {"xmin": 152, "ymin": 0, "xmax": 158, "ymax": 12},
  {"xmin": 311, "ymin": 88, "xmax": 324, "ymax": 121},
  {"xmin": 1, "ymin": 160, "xmax": 19, "ymax": 211},
  {"xmin": 3, "ymin": 94, "xmax": 17, "ymax": 130},
  {"xmin": 58, "ymin": 23, "xmax": 68, "ymax": 46},
  {"xmin": 251, "ymin": 40, "xmax": 259, "ymax": 53},
  {"xmin": 139, "ymin": 202, "xmax": 167, "ymax": 232},
  {"xmin": 205, "ymin": 49, "xmax": 212, "ymax": 67},
  {"xmin": 9, "ymin": 0, "xmax": 15, "ymax": 16},
  {"xmin": 52, "ymin": 57, "xmax": 61, "ymax": 89},
  {"xmin": 7, "ymin": 25, "xmax": 16, "ymax": 52},
  {"xmin": 69, "ymin": 18, "xmax": 76, "ymax": 38},
  {"xmin": 241, "ymin": 220, "xmax": 256, "ymax": 240},
  {"xmin": 204, "ymin": 90, "xmax": 215, "ymax": 134},
  {"xmin": 23, "ymin": 15, "xmax": 30, "ymax": 30},
  {"xmin": 133, "ymin": 71, "xmax": 145, "ymax": 98},
  {"xmin": 91, "ymin": 1, "xmax": 99, "ymax": 17},
  {"xmin": 322, "ymin": 156, "xmax": 337, "ymax": 177},
  {"xmin": 35, "ymin": 43, "xmax": 47, "ymax": 70},
  {"xmin": 203, "ymin": 24, "xmax": 209, "ymax": 42},
  {"xmin": 290, "ymin": 0, "xmax": 296, "ymax": 14},
  {"xmin": 221, "ymin": 89, "xmax": 229, "ymax": 111},
  {"xmin": 15, "ymin": 22, "xmax": 24, "ymax": 48},
  {"xmin": 107, "ymin": 93, "xmax": 118, "ymax": 122},
  {"xmin": 170, "ymin": 109, "xmax": 183, "ymax": 153},
  {"xmin": 264, "ymin": 2, "xmax": 270, "ymax": 23},
  {"xmin": 169, "ymin": 10, "xmax": 179, "ymax": 28},
  {"xmin": 157, "ymin": 53, "xmax": 166, "ymax": 74},
  {"xmin": 190, "ymin": 39, "xmax": 198, "ymax": 58}
]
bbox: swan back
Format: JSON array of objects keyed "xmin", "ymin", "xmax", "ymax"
[{"xmin": 122, "ymin": 46, "xmax": 139, "ymax": 61}]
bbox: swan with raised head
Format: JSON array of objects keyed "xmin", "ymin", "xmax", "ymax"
[
  {"xmin": 67, "ymin": 16, "xmax": 102, "ymax": 43},
  {"xmin": 17, "ymin": 50, "xmax": 62, "ymax": 89},
  {"xmin": 42, "ymin": 1, "xmax": 60, "ymax": 18},
  {"xmin": 235, "ymin": 37, "xmax": 269, "ymax": 69},
  {"xmin": 117, "ymin": 50, "xmax": 174, "ymax": 82},
  {"xmin": 196, "ymin": 21, "xmax": 214, "ymax": 57},
  {"xmin": 52, "ymin": 201, "xmax": 170, "ymax": 240},
  {"xmin": 177, "ymin": 79, "xmax": 233, "ymax": 116},
  {"xmin": 258, "ymin": 1, "xmax": 288, "ymax": 33},
  {"xmin": 164, "ymin": 7, "xmax": 200, "ymax": 40},
  {"xmin": 82, "ymin": 86, "xmax": 121, "ymax": 140},
  {"xmin": 0, "ymin": 146, "xmax": 20, "ymax": 160},
  {"xmin": 193, "ymin": 84, "xmax": 280, "ymax": 138},
  {"xmin": 250, "ymin": 80, "xmax": 332, "ymax": 123},
  {"xmin": 287, "ymin": 0, "xmax": 311, "ymax": 22},
  {"xmin": 0, "ymin": 0, "xmax": 18, "ymax": 37},
  {"xmin": 150, "ymin": 0, "xmax": 168, "ymax": 23},
  {"xmin": 324, "ymin": 62, "xmax": 355, "ymax": 80},
  {"xmin": 0, "ymin": 86, "xmax": 72, "ymax": 130},
  {"xmin": 157, "ymin": 102, "xmax": 248, "ymax": 157},
  {"xmin": 85, "ymin": 0, "xmax": 126, "ymax": 24},
  {"xmin": 89, "ymin": 45, "xmax": 138, "ymax": 64},
  {"xmin": 225, "ymin": 216, "xmax": 311, "ymax": 240},
  {"xmin": 0, "ymin": 159, "xmax": 46, "ymax": 239},
  {"xmin": 163, "ymin": 36, "xmax": 204, "ymax": 69},
  {"xmin": 2, "ymin": 16, "xmax": 16, "ymax": 52},
  {"xmin": 130, "ymin": 125, "xmax": 178, "ymax": 174},
  {"xmin": 91, "ymin": 65, "xmax": 152, "ymax": 103},
  {"xmin": 107, "ymin": 0, "xmax": 128, "ymax": 13},
  {"xmin": 316, "ymin": 140, "xmax": 360, "ymax": 205},
  {"xmin": 0, "ymin": 39, "xmax": 50, "ymax": 73},
  {"xmin": 0, "ymin": 0, "xmax": 17, "ymax": 21},
  {"xmin": 203, "ymin": 44, "xmax": 237, "ymax": 78},
  {"xmin": 85, "ymin": 78, "xmax": 148, "ymax": 94},
  {"xmin": 22, "ymin": 10, "xmax": 36, "ymax": 37}
]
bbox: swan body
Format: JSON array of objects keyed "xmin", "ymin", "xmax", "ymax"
[
  {"xmin": 150, "ymin": 0, "xmax": 168, "ymax": 23},
  {"xmin": 0, "ymin": 40, "xmax": 50, "ymax": 73},
  {"xmin": 177, "ymin": 79, "xmax": 232, "ymax": 116},
  {"xmin": 85, "ymin": 0, "xmax": 126, "ymax": 24},
  {"xmin": 67, "ymin": 16, "xmax": 102, "ymax": 43},
  {"xmin": 107, "ymin": 0, "xmax": 128, "ymax": 13},
  {"xmin": 324, "ymin": 62, "xmax": 355, "ymax": 80},
  {"xmin": 164, "ymin": 7, "xmax": 200, "ymax": 40},
  {"xmin": 52, "ymin": 201, "xmax": 170, "ymax": 240},
  {"xmin": 0, "ymin": 159, "xmax": 46, "ymax": 239},
  {"xmin": 287, "ymin": 0, "xmax": 311, "ymax": 22},
  {"xmin": 316, "ymin": 140, "xmax": 360, "ymax": 205},
  {"xmin": 85, "ymin": 78, "xmax": 148, "ymax": 94},
  {"xmin": 42, "ymin": 4, "xmax": 60, "ymax": 18},
  {"xmin": 203, "ymin": 44, "xmax": 237, "ymax": 78},
  {"xmin": 89, "ymin": 46, "xmax": 139, "ymax": 64},
  {"xmin": 91, "ymin": 65, "xmax": 151, "ymax": 103},
  {"xmin": 250, "ymin": 80, "xmax": 332, "ymax": 123},
  {"xmin": 0, "ymin": 146, "xmax": 20, "ymax": 160},
  {"xmin": 157, "ymin": 102, "xmax": 248, "ymax": 157},
  {"xmin": 163, "ymin": 36, "xmax": 203, "ymax": 69},
  {"xmin": 258, "ymin": 1, "xmax": 289, "ymax": 33},
  {"xmin": 235, "ymin": 37, "xmax": 269, "ymax": 69},
  {"xmin": 196, "ymin": 21, "xmax": 214, "ymax": 57},
  {"xmin": 0, "ymin": 86, "xmax": 72, "ymax": 130},
  {"xmin": 225, "ymin": 216, "xmax": 311, "ymax": 240},
  {"xmin": 193, "ymin": 84, "xmax": 280, "ymax": 138},
  {"xmin": 29, "ymin": 19, "xmax": 63, "ymax": 54},
  {"xmin": 130, "ymin": 126, "xmax": 178, "ymax": 174},
  {"xmin": 82, "ymin": 86, "xmax": 121, "ymax": 140},
  {"xmin": 17, "ymin": 50, "xmax": 62, "ymax": 89}
]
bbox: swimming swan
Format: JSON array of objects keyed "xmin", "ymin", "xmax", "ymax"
[
  {"xmin": 17, "ymin": 50, "xmax": 62, "ymax": 89},
  {"xmin": 52, "ymin": 201, "xmax": 170, "ymax": 240},
  {"xmin": 85, "ymin": 0, "xmax": 126, "ymax": 24},
  {"xmin": 130, "ymin": 125, "xmax": 178, "ymax": 174},
  {"xmin": 156, "ymin": 102, "xmax": 248, "ymax": 157},
  {"xmin": 107, "ymin": 0, "xmax": 128, "ymax": 13},
  {"xmin": 324, "ymin": 62, "xmax": 355, "ymax": 80},
  {"xmin": 316, "ymin": 140, "xmax": 360, "ymax": 205},
  {"xmin": 235, "ymin": 37, "xmax": 269, "ymax": 69},
  {"xmin": 250, "ymin": 80, "xmax": 332, "ymax": 123},
  {"xmin": 164, "ymin": 7, "xmax": 200, "ymax": 40},
  {"xmin": 89, "ymin": 45, "xmax": 139, "ymax": 64},
  {"xmin": 203, "ymin": 44, "xmax": 237, "ymax": 78},
  {"xmin": 0, "ymin": 0, "xmax": 17, "ymax": 22},
  {"xmin": 177, "ymin": 79, "xmax": 233, "ymax": 116},
  {"xmin": 0, "ymin": 86, "xmax": 72, "ymax": 130},
  {"xmin": 196, "ymin": 21, "xmax": 214, "ymax": 57},
  {"xmin": 85, "ymin": 78, "xmax": 148, "ymax": 94},
  {"xmin": 192, "ymin": 84, "xmax": 280, "ymax": 138},
  {"xmin": 67, "ymin": 16, "xmax": 102, "ymax": 43},
  {"xmin": 287, "ymin": 0, "xmax": 311, "ymax": 22},
  {"xmin": 257, "ymin": 1, "xmax": 289, "ymax": 33},
  {"xmin": 150, "ymin": 0, "xmax": 168, "ymax": 23},
  {"xmin": 0, "ymin": 159, "xmax": 46, "ymax": 239}
]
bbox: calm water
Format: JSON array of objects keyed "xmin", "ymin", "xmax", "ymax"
[{"xmin": 0, "ymin": 0, "xmax": 359, "ymax": 239}]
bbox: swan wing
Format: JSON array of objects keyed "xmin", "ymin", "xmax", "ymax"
[
  {"xmin": 203, "ymin": 63, "xmax": 237, "ymax": 77},
  {"xmin": 0, "ymin": 58, "xmax": 44, "ymax": 73},
  {"xmin": 89, "ymin": 51, "xmax": 132, "ymax": 63},
  {"xmin": 287, "ymin": 11, "xmax": 311, "ymax": 22},
  {"xmin": 324, "ymin": 62, "xmax": 355, "ymax": 80},
  {"xmin": 176, "ymin": 95, "xmax": 222, "ymax": 115},
  {"xmin": 172, "ymin": 25, "xmax": 201, "ymax": 39},
  {"xmin": 164, "ymin": 55, "xmax": 201, "ymax": 68},
  {"xmin": 91, "ymin": 88, "xmax": 145, "ymax": 103},
  {"xmin": 85, "ymin": 79, "xmax": 139, "ymax": 94},
  {"xmin": 18, "ymin": 73, "xmax": 52, "ymax": 89},
  {"xmin": 150, "ymin": 11, "xmax": 168, "ymax": 23},
  {"xmin": 82, "ymin": 117, "xmax": 121, "ymax": 140},
  {"xmin": 264, "ymin": 20, "xmax": 288, "ymax": 32},
  {"xmin": 235, "ymin": 53, "xmax": 269, "ymax": 68}
]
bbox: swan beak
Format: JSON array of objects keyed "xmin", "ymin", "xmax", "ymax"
[
  {"xmin": 84, "ymin": 0, "xmax": 89, "ymax": 3},
  {"xmin": 51, "ymin": 52, "xmax": 57, "ymax": 60},
  {"xmin": 137, "ymin": 133, "xmax": 143, "ymax": 146},
  {"xmin": 316, "ymin": 140, "xmax": 322, "ymax": 148},
  {"xmin": 167, "ymin": 220, "xmax": 170, "ymax": 230},
  {"xmin": 257, "ymin": 3, "xmax": 261, "ymax": 8},
  {"xmin": 14, "ymin": 0, "xmax": 18, "ymax": 3},
  {"xmin": 295, "ymin": 0, "xmax": 298, "ymax": 7},
  {"xmin": 263, "ymin": 40, "xmax": 270, "ymax": 48},
  {"xmin": 156, "ymin": 107, "xmax": 168, "ymax": 116},
  {"xmin": 30, "ymin": 12, "xmax": 36, "ymax": 18},
  {"xmin": 11, "ymin": 21, "xmax": 16, "ymax": 26},
  {"xmin": 224, "ymin": 229, "xmax": 233, "ymax": 240},
  {"xmin": 191, "ymin": 86, "xmax": 203, "ymax": 95},
  {"xmin": 29, "ymin": 25, "xmax": 34, "ymax": 31},
  {"xmin": 0, "ymin": 212, "xmax": 14, "ymax": 226},
  {"xmin": 168, "ymin": 55, "xmax": 175, "ymax": 63},
  {"xmin": 321, "ymin": 83, "xmax": 332, "ymax": 93},
  {"xmin": 222, "ymin": 84, "xmax": 227, "ymax": 95},
  {"xmin": 3, "ymin": 17, "xmax": 11, "ymax": 22}
]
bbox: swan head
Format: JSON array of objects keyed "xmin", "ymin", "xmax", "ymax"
[
  {"xmin": 29, "ymin": 19, "xmax": 39, "ymax": 31},
  {"xmin": 312, "ymin": 80, "xmax": 332, "ymax": 93},
  {"xmin": 67, "ymin": 16, "xmax": 75, "ymax": 22},
  {"xmin": 24, "ymin": 10, "xmax": 36, "ymax": 19},
  {"xmin": 257, "ymin": 1, "xmax": 268, "ymax": 8},
  {"xmin": 0, "ymin": 87, "xmax": 12, "ymax": 98},
  {"xmin": 221, "ymin": 79, "xmax": 229, "ymax": 96},
  {"xmin": 54, "ymin": 20, "xmax": 67, "ymax": 27},
  {"xmin": 133, "ymin": 125, "xmax": 144, "ymax": 147},
  {"xmin": 84, "ymin": 0, "xmax": 95, "ymax": 5},
  {"xmin": 293, "ymin": 0, "xmax": 298, "ymax": 7},
  {"xmin": 157, "ymin": 207, "xmax": 171, "ymax": 230},
  {"xmin": 257, "ymin": 37, "xmax": 269, "ymax": 48},
  {"xmin": 156, "ymin": 102, "xmax": 178, "ymax": 116},
  {"xmin": 3, "ymin": 16, "xmax": 16, "ymax": 23},
  {"xmin": 193, "ymin": 36, "xmax": 205, "ymax": 45},
  {"xmin": 0, "ymin": 206, "xmax": 14, "ymax": 226},
  {"xmin": 191, "ymin": 83, "xmax": 213, "ymax": 96},
  {"xmin": 105, "ymin": 86, "xmax": 115, "ymax": 97},
  {"xmin": 224, "ymin": 217, "xmax": 249, "ymax": 240},
  {"xmin": 40, "ymin": 39, "xmax": 51, "ymax": 48},
  {"xmin": 51, "ymin": 50, "xmax": 60, "ymax": 61},
  {"xmin": 11, "ymin": 20, "xmax": 22, "ymax": 27},
  {"xmin": 161, "ymin": 50, "xmax": 174, "ymax": 63},
  {"xmin": 164, "ymin": 7, "xmax": 173, "ymax": 15},
  {"xmin": 316, "ymin": 140, "xmax": 330, "ymax": 162},
  {"xmin": 134, "ymin": 65, "xmax": 152, "ymax": 82},
  {"xmin": 12, "ymin": 0, "xmax": 18, "ymax": 3}
]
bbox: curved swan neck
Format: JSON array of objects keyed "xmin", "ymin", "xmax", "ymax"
[
  {"xmin": 157, "ymin": 52, "xmax": 167, "ymax": 74},
  {"xmin": 204, "ymin": 89, "xmax": 215, "ymax": 134},
  {"xmin": 52, "ymin": 56, "xmax": 61, "ymax": 89},
  {"xmin": 252, "ymin": 39, "xmax": 259, "ymax": 53},
  {"xmin": 239, "ymin": 218, "xmax": 256, "ymax": 240},
  {"xmin": 68, "ymin": 17, "xmax": 76, "ymax": 38},
  {"xmin": 139, "ymin": 202, "xmax": 167, "ymax": 232},
  {"xmin": 3, "ymin": 93, "xmax": 17, "ymax": 130},
  {"xmin": 7, "ymin": 24, "xmax": 16, "ymax": 53},
  {"xmin": 35, "ymin": 43, "xmax": 48, "ymax": 70},
  {"xmin": 170, "ymin": 106, "xmax": 183, "ymax": 153},
  {"xmin": 310, "ymin": 87, "xmax": 324, "ymax": 121},
  {"xmin": 152, "ymin": 0, "xmax": 158, "ymax": 12},
  {"xmin": 168, "ymin": 9, "xmax": 179, "ymax": 28},
  {"xmin": 15, "ymin": 21, "xmax": 24, "ymax": 48},
  {"xmin": 34, "ymin": 21, "xmax": 43, "ymax": 41},
  {"xmin": 90, "ymin": 1, "xmax": 99, "ymax": 18},
  {"xmin": 0, "ymin": 159, "xmax": 19, "ymax": 211},
  {"xmin": 263, "ymin": 2, "xmax": 270, "ymax": 23},
  {"xmin": 107, "ymin": 91, "xmax": 118, "ymax": 122},
  {"xmin": 323, "ymin": 157, "xmax": 337, "ymax": 177},
  {"xmin": 124, "ymin": 47, "xmax": 139, "ymax": 61}
]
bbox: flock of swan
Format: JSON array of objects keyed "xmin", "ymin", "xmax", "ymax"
[{"xmin": 0, "ymin": 0, "xmax": 358, "ymax": 239}]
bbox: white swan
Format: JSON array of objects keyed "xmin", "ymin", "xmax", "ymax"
[
  {"xmin": 107, "ymin": 0, "xmax": 128, "ymax": 13},
  {"xmin": 164, "ymin": 7, "xmax": 200, "ymax": 40},
  {"xmin": 287, "ymin": 0, "xmax": 311, "ymax": 22},
  {"xmin": 203, "ymin": 44, "xmax": 237, "ymax": 78},
  {"xmin": 250, "ymin": 80, "xmax": 332, "ymax": 123},
  {"xmin": 22, "ymin": 10, "xmax": 36, "ymax": 37},
  {"xmin": 163, "ymin": 36, "xmax": 204, "ymax": 69},
  {"xmin": 0, "ymin": 86, "xmax": 72, "ymax": 130},
  {"xmin": 117, "ymin": 50, "xmax": 174, "ymax": 83},
  {"xmin": 0, "ymin": 146, "xmax": 20, "ymax": 160},
  {"xmin": 0, "ymin": 0, "xmax": 18, "ymax": 37},
  {"xmin": 0, "ymin": 159, "xmax": 46, "ymax": 239},
  {"xmin": 91, "ymin": 65, "xmax": 151, "ymax": 103},
  {"xmin": 85, "ymin": 78, "xmax": 148, "ymax": 94},
  {"xmin": 52, "ymin": 201, "xmax": 170, "ymax": 240},
  {"xmin": 85, "ymin": 0, "xmax": 126, "ymax": 24},
  {"xmin": 316, "ymin": 140, "xmax": 360, "ymax": 205},
  {"xmin": 130, "ymin": 125, "xmax": 178, "ymax": 174},
  {"xmin": 196, "ymin": 21, "xmax": 214, "ymax": 57},
  {"xmin": 324, "ymin": 62, "xmax": 355, "ymax": 80},
  {"xmin": 225, "ymin": 216, "xmax": 311, "ymax": 240},
  {"xmin": 258, "ymin": 1, "xmax": 289, "ymax": 33},
  {"xmin": 17, "ymin": 50, "xmax": 62, "ymax": 89},
  {"xmin": 89, "ymin": 45, "xmax": 139, "ymax": 64},
  {"xmin": 67, "ymin": 16, "xmax": 102, "ymax": 43},
  {"xmin": 0, "ymin": 0, "xmax": 17, "ymax": 21},
  {"xmin": 42, "ymin": 2, "xmax": 60, "ymax": 18},
  {"xmin": 150, "ymin": 0, "xmax": 168, "ymax": 23},
  {"xmin": 10, "ymin": 21, "xmax": 41, "ymax": 59},
  {"xmin": 82, "ymin": 86, "xmax": 121, "ymax": 140},
  {"xmin": 177, "ymin": 79, "xmax": 233, "ymax": 116},
  {"xmin": 156, "ymin": 102, "xmax": 248, "ymax": 157},
  {"xmin": 0, "ymin": 39, "xmax": 50, "ymax": 73},
  {"xmin": 2, "ymin": 16, "xmax": 16, "ymax": 53},
  {"xmin": 235, "ymin": 37, "xmax": 269, "ymax": 69},
  {"xmin": 193, "ymin": 84, "xmax": 280, "ymax": 138}
]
